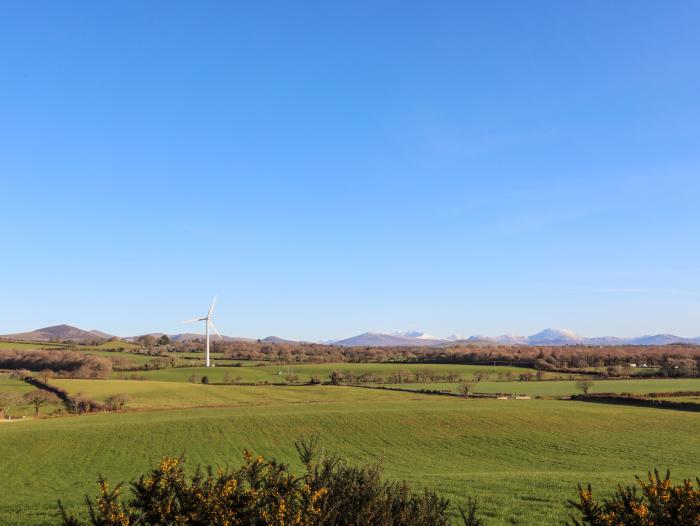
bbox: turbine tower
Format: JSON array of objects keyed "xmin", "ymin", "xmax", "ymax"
[{"xmin": 183, "ymin": 296, "xmax": 221, "ymax": 367}]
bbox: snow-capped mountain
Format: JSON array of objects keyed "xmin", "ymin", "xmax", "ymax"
[
  {"xmin": 329, "ymin": 328, "xmax": 700, "ymax": 347},
  {"xmin": 391, "ymin": 330, "xmax": 440, "ymax": 340},
  {"xmin": 333, "ymin": 332, "xmax": 445, "ymax": 347},
  {"xmin": 527, "ymin": 328, "xmax": 584, "ymax": 345}
]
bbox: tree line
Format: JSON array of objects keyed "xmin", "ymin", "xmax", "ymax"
[{"xmin": 0, "ymin": 348, "xmax": 112, "ymax": 378}]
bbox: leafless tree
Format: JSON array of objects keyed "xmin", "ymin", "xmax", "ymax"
[{"xmin": 23, "ymin": 389, "xmax": 60, "ymax": 416}]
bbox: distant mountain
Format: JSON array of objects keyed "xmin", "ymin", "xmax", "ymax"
[
  {"xmin": 333, "ymin": 332, "xmax": 445, "ymax": 347},
  {"xmin": 467, "ymin": 333, "xmax": 529, "ymax": 345},
  {"xmin": 127, "ymin": 332, "xmax": 255, "ymax": 343},
  {"xmin": 527, "ymin": 328, "xmax": 584, "ymax": 345},
  {"xmin": 261, "ymin": 336, "xmax": 302, "ymax": 344},
  {"xmin": 333, "ymin": 328, "xmax": 700, "ymax": 347},
  {"xmin": 0, "ymin": 324, "xmax": 115, "ymax": 342},
  {"xmin": 3, "ymin": 324, "xmax": 699, "ymax": 348},
  {"xmin": 89, "ymin": 329, "xmax": 115, "ymax": 340},
  {"xmin": 391, "ymin": 330, "xmax": 440, "ymax": 340},
  {"xmin": 627, "ymin": 334, "xmax": 695, "ymax": 345}
]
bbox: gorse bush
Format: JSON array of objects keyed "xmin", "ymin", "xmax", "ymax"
[
  {"xmin": 59, "ymin": 436, "xmax": 481, "ymax": 525},
  {"xmin": 569, "ymin": 469, "xmax": 700, "ymax": 525}
]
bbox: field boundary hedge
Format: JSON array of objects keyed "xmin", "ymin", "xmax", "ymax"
[
  {"xmin": 572, "ymin": 393, "xmax": 700, "ymax": 412},
  {"xmin": 22, "ymin": 376, "xmax": 107, "ymax": 414}
]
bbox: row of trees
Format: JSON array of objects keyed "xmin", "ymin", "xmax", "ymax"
[
  {"xmin": 0, "ymin": 349, "xmax": 112, "ymax": 378},
  {"xmin": 0, "ymin": 389, "xmax": 130, "ymax": 418},
  {"xmin": 48, "ymin": 335, "xmax": 700, "ymax": 378},
  {"xmin": 208, "ymin": 341, "xmax": 700, "ymax": 377}
]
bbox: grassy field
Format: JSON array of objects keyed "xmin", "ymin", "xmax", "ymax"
[
  {"xmin": 80, "ymin": 349, "xmax": 155, "ymax": 364},
  {"xmin": 389, "ymin": 378, "xmax": 700, "ymax": 397},
  {"xmin": 83, "ymin": 340, "xmax": 140, "ymax": 350},
  {"xmin": 0, "ymin": 341, "xmax": 68, "ymax": 350},
  {"xmin": 0, "ymin": 390, "xmax": 698, "ymax": 525},
  {"xmin": 51, "ymin": 379, "xmax": 416, "ymax": 410},
  {"xmin": 0, "ymin": 373, "xmax": 62, "ymax": 417},
  {"xmin": 116, "ymin": 362, "xmax": 554, "ymax": 384}
]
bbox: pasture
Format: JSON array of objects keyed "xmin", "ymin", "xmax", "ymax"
[
  {"xmin": 0, "ymin": 341, "xmax": 67, "ymax": 350},
  {"xmin": 51, "ymin": 379, "xmax": 416, "ymax": 410},
  {"xmin": 394, "ymin": 378, "xmax": 700, "ymax": 397},
  {"xmin": 0, "ymin": 373, "xmax": 62, "ymax": 417},
  {"xmin": 115, "ymin": 362, "xmax": 552, "ymax": 384},
  {"xmin": 0, "ymin": 390, "xmax": 699, "ymax": 525}
]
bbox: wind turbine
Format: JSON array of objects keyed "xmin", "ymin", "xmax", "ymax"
[{"xmin": 183, "ymin": 296, "xmax": 222, "ymax": 367}]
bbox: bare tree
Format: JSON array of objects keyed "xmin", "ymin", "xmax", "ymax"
[
  {"xmin": 0, "ymin": 392, "xmax": 22, "ymax": 419},
  {"xmin": 37, "ymin": 369, "xmax": 53, "ymax": 383},
  {"xmin": 22, "ymin": 389, "xmax": 60, "ymax": 416},
  {"xmin": 457, "ymin": 382, "xmax": 474, "ymax": 398},
  {"xmin": 576, "ymin": 378, "xmax": 595, "ymax": 394}
]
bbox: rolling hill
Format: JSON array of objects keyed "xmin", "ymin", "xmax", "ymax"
[{"xmin": 0, "ymin": 324, "xmax": 114, "ymax": 342}]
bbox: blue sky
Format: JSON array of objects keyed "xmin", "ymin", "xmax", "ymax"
[{"xmin": 2, "ymin": 2, "xmax": 699, "ymax": 340}]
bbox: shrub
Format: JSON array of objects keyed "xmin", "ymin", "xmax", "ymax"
[
  {"xmin": 575, "ymin": 379, "xmax": 594, "ymax": 394},
  {"xmin": 0, "ymin": 392, "xmax": 22, "ymax": 418},
  {"xmin": 222, "ymin": 372, "xmax": 242, "ymax": 384},
  {"xmin": 22, "ymin": 389, "xmax": 60, "ymax": 416},
  {"xmin": 58, "ymin": 437, "xmax": 481, "ymax": 525},
  {"xmin": 328, "ymin": 370, "xmax": 343, "ymax": 385},
  {"xmin": 106, "ymin": 394, "xmax": 130, "ymax": 411},
  {"xmin": 569, "ymin": 469, "xmax": 700, "ymax": 525},
  {"xmin": 456, "ymin": 382, "xmax": 474, "ymax": 398}
]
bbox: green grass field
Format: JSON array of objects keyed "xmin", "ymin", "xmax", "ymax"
[
  {"xmin": 84, "ymin": 340, "xmax": 140, "ymax": 351},
  {"xmin": 116, "ymin": 362, "xmax": 554, "ymax": 384},
  {"xmin": 0, "ymin": 389, "xmax": 698, "ymax": 525},
  {"xmin": 0, "ymin": 341, "xmax": 68, "ymax": 350},
  {"xmin": 80, "ymin": 349, "xmax": 155, "ymax": 364},
  {"xmin": 0, "ymin": 373, "xmax": 62, "ymax": 417},
  {"xmin": 51, "ymin": 379, "xmax": 417, "ymax": 410},
  {"xmin": 389, "ymin": 378, "xmax": 700, "ymax": 397}
]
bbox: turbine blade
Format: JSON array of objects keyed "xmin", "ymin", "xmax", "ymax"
[
  {"xmin": 208, "ymin": 320, "xmax": 223, "ymax": 339},
  {"xmin": 208, "ymin": 295, "xmax": 218, "ymax": 318},
  {"xmin": 182, "ymin": 318, "xmax": 200, "ymax": 324}
]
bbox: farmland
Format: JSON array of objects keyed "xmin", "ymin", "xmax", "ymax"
[
  {"xmin": 112, "ymin": 361, "xmax": 554, "ymax": 384},
  {"xmin": 0, "ymin": 389, "xmax": 699, "ymax": 525},
  {"xmin": 0, "ymin": 341, "xmax": 68, "ymax": 350},
  {"xmin": 0, "ymin": 373, "xmax": 62, "ymax": 417},
  {"xmin": 392, "ymin": 378, "xmax": 700, "ymax": 397},
  {"xmin": 2, "ymin": 344, "xmax": 700, "ymax": 525}
]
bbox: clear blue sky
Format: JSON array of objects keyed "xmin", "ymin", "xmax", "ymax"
[{"xmin": 2, "ymin": 2, "xmax": 699, "ymax": 340}]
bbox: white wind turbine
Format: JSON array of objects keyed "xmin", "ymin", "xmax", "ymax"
[{"xmin": 183, "ymin": 296, "xmax": 222, "ymax": 367}]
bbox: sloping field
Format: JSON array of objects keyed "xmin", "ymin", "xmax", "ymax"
[
  {"xmin": 87, "ymin": 340, "xmax": 140, "ymax": 350},
  {"xmin": 394, "ymin": 378, "xmax": 700, "ymax": 397},
  {"xmin": 117, "ymin": 362, "xmax": 549, "ymax": 384},
  {"xmin": 51, "ymin": 379, "xmax": 419, "ymax": 410},
  {"xmin": 0, "ymin": 390, "xmax": 698, "ymax": 525},
  {"xmin": 0, "ymin": 373, "xmax": 62, "ymax": 416},
  {"xmin": 0, "ymin": 341, "xmax": 67, "ymax": 350}
]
